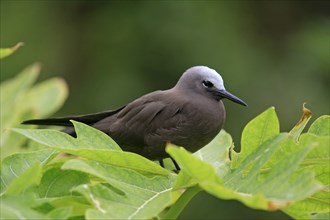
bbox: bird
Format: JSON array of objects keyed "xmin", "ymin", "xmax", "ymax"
[{"xmin": 22, "ymin": 66, "xmax": 247, "ymax": 169}]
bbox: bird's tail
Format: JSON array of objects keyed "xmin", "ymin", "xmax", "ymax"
[{"xmin": 22, "ymin": 106, "xmax": 125, "ymax": 127}]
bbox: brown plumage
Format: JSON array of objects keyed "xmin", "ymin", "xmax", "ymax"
[{"xmin": 23, "ymin": 66, "xmax": 247, "ymax": 160}]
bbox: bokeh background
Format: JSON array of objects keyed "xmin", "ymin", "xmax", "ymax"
[{"xmin": 1, "ymin": 1, "xmax": 329, "ymax": 219}]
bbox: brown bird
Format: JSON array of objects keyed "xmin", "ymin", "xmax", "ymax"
[{"xmin": 23, "ymin": 66, "xmax": 247, "ymax": 168}]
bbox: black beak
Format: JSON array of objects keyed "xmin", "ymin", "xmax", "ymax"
[{"xmin": 217, "ymin": 89, "xmax": 248, "ymax": 106}]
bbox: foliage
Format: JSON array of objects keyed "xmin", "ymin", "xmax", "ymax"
[
  {"xmin": 0, "ymin": 44, "xmax": 68, "ymax": 159},
  {"xmin": 1, "ymin": 45, "xmax": 329, "ymax": 219},
  {"xmin": 0, "ymin": 42, "xmax": 24, "ymax": 59},
  {"xmin": 167, "ymin": 108, "xmax": 329, "ymax": 219}
]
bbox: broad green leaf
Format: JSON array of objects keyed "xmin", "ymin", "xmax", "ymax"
[
  {"xmin": 172, "ymin": 130, "xmax": 232, "ymax": 190},
  {"xmin": 167, "ymin": 146, "xmax": 267, "ymax": 209},
  {"xmin": 13, "ymin": 121, "xmax": 170, "ymax": 175},
  {"xmin": 1, "ymin": 64, "xmax": 40, "ymax": 135},
  {"xmin": 257, "ymin": 112, "xmax": 326, "ymax": 176},
  {"xmin": 23, "ymin": 77, "xmax": 68, "ymax": 117},
  {"xmin": 38, "ymin": 196, "xmax": 91, "ymax": 217},
  {"xmin": 167, "ymin": 117, "xmax": 321, "ymax": 210},
  {"xmin": 172, "ymin": 170, "xmax": 196, "ymax": 190},
  {"xmin": 12, "ymin": 121, "xmax": 121, "ymax": 151},
  {"xmin": 308, "ymin": 115, "xmax": 330, "ymax": 137},
  {"xmin": 62, "ymin": 159, "xmax": 175, "ymax": 219},
  {"xmin": 241, "ymin": 107, "xmax": 280, "ymax": 149},
  {"xmin": 38, "ymin": 166, "xmax": 89, "ymax": 198},
  {"xmin": 310, "ymin": 212, "xmax": 330, "ymax": 220},
  {"xmin": 5, "ymin": 104, "xmax": 327, "ymax": 219},
  {"xmin": 5, "ymin": 163, "xmax": 42, "ymax": 195},
  {"xmin": 1, "ymin": 194, "xmax": 47, "ymax": 220},
  {"xmin": 0, "ymin": 42, "xmax": 23, "ymax": 59},
  {"xmin": 300, "ymin": 134, "xmax": 329, "ymax": 182},
  {"xmin": 283, "ymin": 132, "xmax": 330, "ymax": 219},
  {"xmin": 239, "ymin": 114, "xmax": 329, "ymax": 219},
  {"xmin": 232, "ymin": 107, "xmax": 279, "ymax": 169},
  {"xmin": 0, "ymin": 111, "xmax": 36, "ymax": 159},
  {"xmin": 283, "ymin": 190, "xmax": 330, "ymax": 220},
  {"xmin": 194, "ymin": 130, "xmax": 232, "ymax": 177},
  {"xmin": 167, "ymin": 132, "xmax": 323, "ymax": 211},
  {"xmin": 47, "ymin": 207, "xmax": 72, "ymax": 220},
  {"xmin": 0, "ymin": 149, "xmax": 56, "ymax": 195},
  {"xmin": 1, "ymin": 63, "xmax": 68, "ymax": 158},
  {"xmin": 289, "ymin": 105, "xmax": 312, "ymax": 141},
  {"xmin": 168, "ymin": 110, "xmax": 328, "ymax": 218}
]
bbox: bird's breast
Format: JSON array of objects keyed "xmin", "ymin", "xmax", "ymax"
[{"xmin": 175, "ymin": 99, "xmax": 226, "ymax": 152}]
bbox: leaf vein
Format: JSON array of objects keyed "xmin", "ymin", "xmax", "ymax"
[
  {"xmin": 9, "ymin": 164, "xmax": 18, "ymax": 177},
  {"xmin": 127, "ymin": 188, "xmax": 172, "ymax": 219},
  {"xmin": 40, "ymin": 150, "xmax": 56, "ymax": 165},
  {"xmin": 44, "ymin": 174, "xmax": 63, "ymax": 198}
]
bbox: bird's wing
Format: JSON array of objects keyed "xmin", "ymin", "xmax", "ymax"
[
  {"xmin": 92, "ymin": 91, "xmax": 187, "ymax": 147},
  {"xmin": 21, "ymin": 106, "xmax": 126, "ymax": 127}
]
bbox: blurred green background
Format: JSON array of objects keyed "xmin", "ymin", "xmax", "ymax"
[{"xmin": 1, "ymin": 1, "xmax": 329, "ymax": 219}]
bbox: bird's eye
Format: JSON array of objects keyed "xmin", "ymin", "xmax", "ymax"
[{"xmin": 202, "ymin": 80, "xmax": 214, "ymax": 88}]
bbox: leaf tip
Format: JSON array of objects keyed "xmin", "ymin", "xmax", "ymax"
[
  {"xmin": 12, "ymin": 42, "xmax": 24, "ymax": 51},
  {"xmin": 32, "ymin": 62, "xmax": 42, "ymax": 73},
  {"xmin": 302, "ymin": 103, "xmax": 312, "ymax": 118},
  {"xmin": 293, "ymin": 104, "xmax": 313, "ymax": 128}
]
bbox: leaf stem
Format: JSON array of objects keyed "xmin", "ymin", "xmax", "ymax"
[{"xmin": 163, "ymin": 185, "xmax": 202, "ymax": 220}]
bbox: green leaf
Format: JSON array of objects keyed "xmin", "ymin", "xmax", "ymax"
[
  {"xmin": 1, "ymin": 64, "xmax": 40, "ymax": 133},
  {"xmin": 12, "ymin": 121, "xmax": 170, "ymax": 175},
  {"xmin": 12, "ymin": 121, "xmax": 121, "ymax": 151},
  {"xmin": 300, "ymin": 134, "xmax": 329, "ymax": 184},
  {"xmin": 310, "ymin": 212, "xmax": 330, "ymax": 220},
  {"xmin": 1, "ymin": 63, "xmax": 68, "ymax": 158},
  {"xmin": 232, "ymin": 107, "xmax": 279, "ymax": 169},
  {"xmin": 1, "ymin": 194, "xmax": 47, "ymax": 220},
  {"xmin": 5, "ymin": 163, "xmax": 42, "ymax": 195},
  {"xmin": 0, "ymin": 42, "xmax": 23, "ymax": 59},
  {"xmin": 38, "ymin": 166, "xmax": 90, "ymax": 198},
  {"xmin": 172, "ymin": 170, "xmax": 196, "ymax": 190},
  {"xmin": 6, "ymin": 104, "xmax": 328, "ymax": 219},
  {"xmin": 282, "ymin": 132, "xmax": 330, "ymax": 219},
  {"xmin": 308, "ymin": 115, "xmax": 330, "ymax": 137},
  {"xmin": 23, "ymin": 77, "xmax": 68, "ymax": 117},
  {"xmin": 242, "ymin": 107, "xmax": 280, "ymax": 149},
  {"xmin": 172, "ymin": 130, "xmax": 232, "ymax": 190},
  {"xmin": 38, "ymin": 196, "xmax": 91, "ymax": 217},
  {"xmin": 47, "ymin": 207, "xmax": 73, "ymax": 220},
  {"xmin": 62, "ymin": 159, "xmax": 175, "ymax": 219},
  {"xmin": 167, "ymin": 133, "xmax": 322, "ymax": 211},
  {"xmin": 167, "ymin": 108, "xmax": 324, "ymax": 212},
  {"xmin": 194, "ymin": 130, "xmax": 232, "ymax": 177},
  {"xmin": 1, "ymin": 149, "xmax": 56, "ymax": 195},
  {"xmin": 282, "ymin": 190, "xmax": 330, "ymax": 220}
]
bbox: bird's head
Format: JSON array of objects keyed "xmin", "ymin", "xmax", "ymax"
[{"xmin": 176, "ymin": 66, "xmax": 247, "ymax": 106}]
